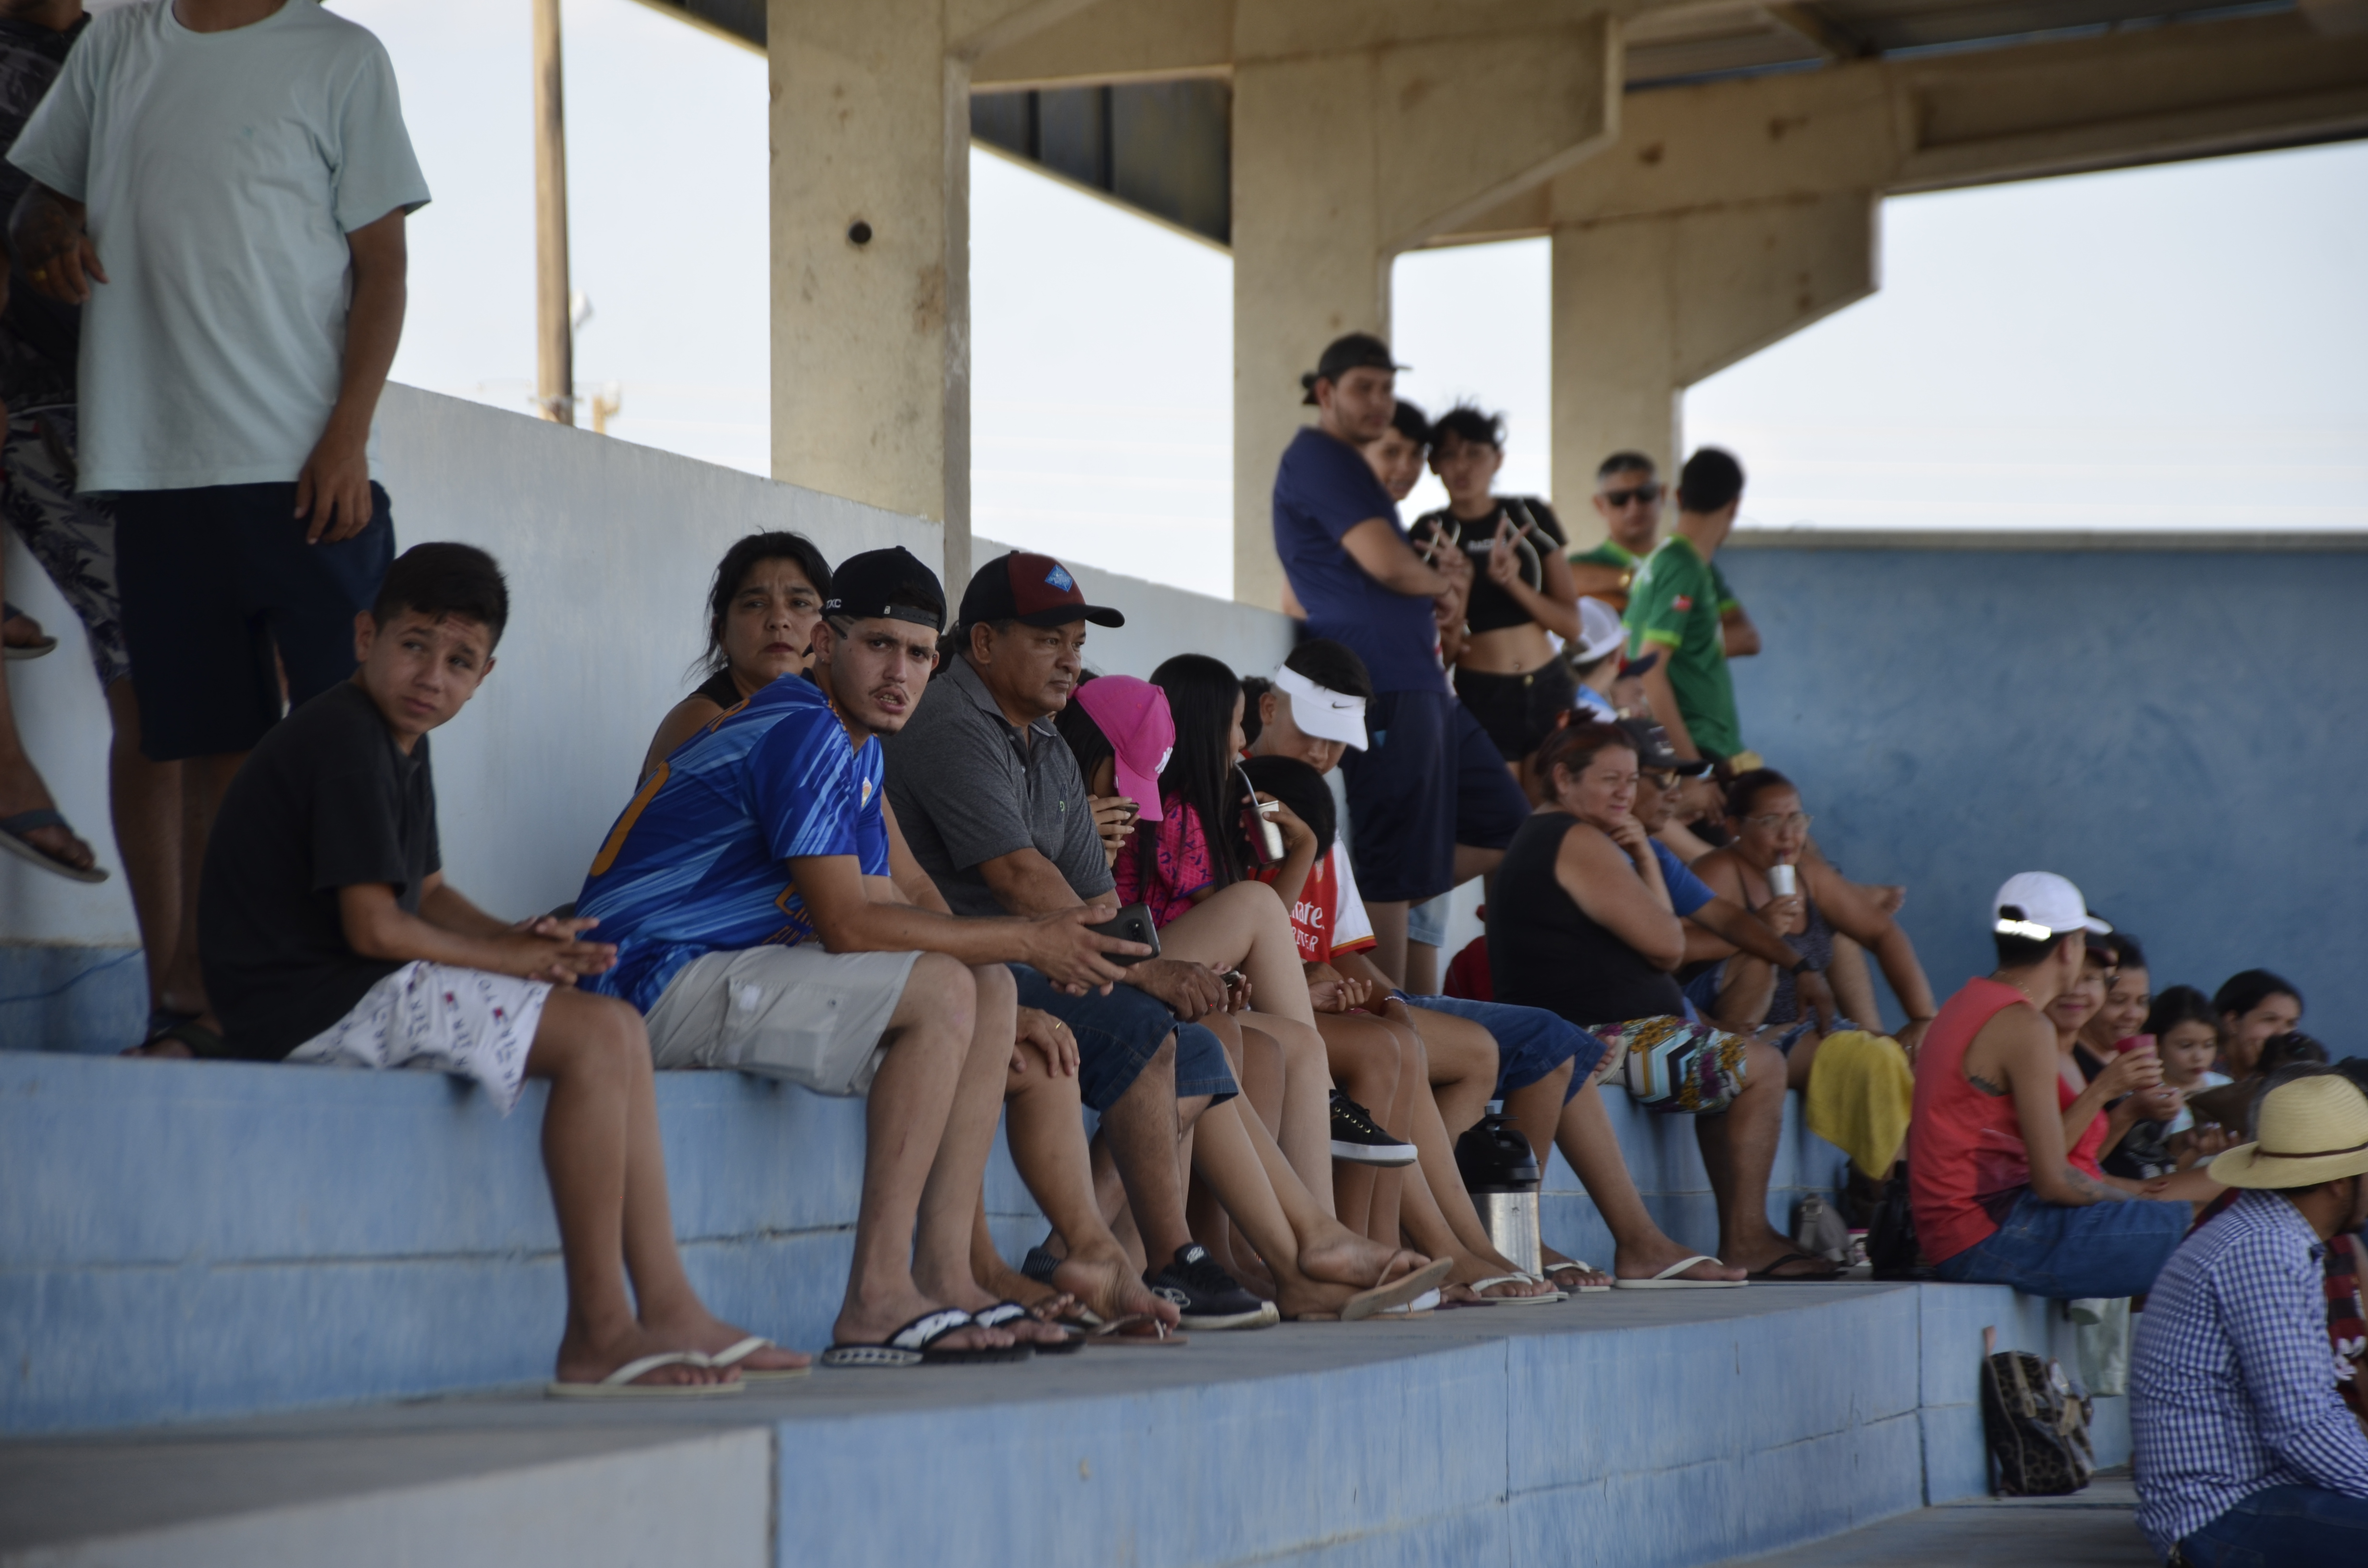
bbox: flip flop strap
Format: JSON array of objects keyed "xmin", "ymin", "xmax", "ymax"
[
  {"xmin": 888, "ymin": 1308, "xmax": 974, "ymax": 1352},
  {"xmin": 703, "ymin": 1336, "xmax": 772, "ymax": 1368},
  {"xmin": 0, "ymin": 809, "xmax": 69, "ymax": 834},
  {"xmin": 600, "ymin": 1350, "xmax": 698, "ymax": 1387},
  {"xmin": 1654, "ymin": 1255, "xmax": 1718, "ymax": 1281},
  {"xmin": 970, "ymin": 1302, "xmax": 1029, "ymax": 1329},
  {"xmin": 1468, "ymin": 1274, "xmax": 1532, "ymax": 1293}
]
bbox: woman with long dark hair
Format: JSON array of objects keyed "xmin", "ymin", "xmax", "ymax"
[{"xmin": 639, "ymin": 531, "xmax": 832, "ymax": 780}]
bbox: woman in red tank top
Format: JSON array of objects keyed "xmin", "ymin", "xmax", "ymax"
[{"xmin": 2050, "ymin": 944, "xmax": 2228, "ymax": 1204}]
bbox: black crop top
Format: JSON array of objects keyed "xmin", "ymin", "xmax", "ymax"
[
  {"xmin": 692, "ymin": 668, "xmax": 743, "ymax": 710},
  {"xmin": 1407, "ymin": 497, "xmax": 1568, "ymax": 635}
]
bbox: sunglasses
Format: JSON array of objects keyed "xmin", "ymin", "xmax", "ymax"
[{"xmin": 1601, "ymin": 484, "xmax": 1662, "ymax": 508}]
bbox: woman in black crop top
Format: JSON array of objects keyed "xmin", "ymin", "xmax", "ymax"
[
  {"xmin": 1406, "ymin": 405, "xmax": 1586, "ymax": 781},
  {"xmin": 638, "ymin": 531, "xmax": 832, "ymax": 781}
]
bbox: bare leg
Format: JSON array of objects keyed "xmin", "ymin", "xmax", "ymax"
[
  {"xmin": 1368, "ymin": 899, "xmax": 1408, "ymax": 988},
  {"xmin": 1405, "ymin": 942, "xmax": 1440, "ymax": 996},
  {"xmin": 102, "ymin": 680, "xmax": 188, "ymax": 1014},
  {"xmin": 1099, "ymin": 1032, "xmax": 1196, "ymax": 1267},
  {"xmin": 1395, "ymin": 1020, "xmax": 1552, "ymax": 1297},
  {"xmin": 1554, "ymin": 1076, "xmax": 1745, "ymax": 1283},
  {"xmin": 168, "ymin": 753, "xmax": 244, "ymax": 1026},
  {"xmin": 0, "ymin": 583, "xmax": 98, "ymax": 873},
  {"xmin": 1695, "ymin": 1039, "xmax": 1820, "ymax": 1275},
  {"xmin": 1826, "ymin": 933, "xmax": 1881, "ymax": 1028},
  {"xmin": 530, "ymin": 987, "xmax": 729, "ymax": 1388},
  {"xmin": 830, "ymin": 952, "xmax": 1013, "ymax": 1351},
  {"xmin": 1317, "ymin": 1011, "xmax": 1402, "ymax": 1240},
  {"xmin": 1711, "ymin": 952, "xmax": 1777, "ymax": 1035},
  {"xmin": 1410, "ymin": 1004, "xmax": 1498, "ymax": 1140}
]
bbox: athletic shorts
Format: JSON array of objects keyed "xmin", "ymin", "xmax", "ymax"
[
  {"xmin": 644, "ymin": 944, "xmax": 923, "ymax": 1097},
  {"xmin": 1341, "ymin": 689, "xmax": 1530, "ymax": 905},
  {"xmin": 286, "ymin": 960, "xmax": 553, "ymax": 1116},
  {"xmin": 1, "ymin": 407, "xmax": 127, "ymax": 688},
  {"xmin": 1010, "ymin": 965, "xmax": 1237, "ymax": 1111},
  {"xmin": 1453, "ymin": 658, "xmax": 1579, "ymax": 763},
  {"xmin": 113, "ymin": 480, "xmax": 396, "ymax": 760}
]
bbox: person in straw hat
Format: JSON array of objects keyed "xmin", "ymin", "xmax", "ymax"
[{"xmin": 2130, "ymin": 1068, "xmax": 2368, "ymax": 1565}]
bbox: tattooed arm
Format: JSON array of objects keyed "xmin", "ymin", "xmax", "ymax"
[
  {"xmin": 8, "ymin": 182, "xmax": 105, "ymax": 305},
  {"xmin": 1967, "ymin": 1001, "xmax": 2127, "ymax": 1205}
]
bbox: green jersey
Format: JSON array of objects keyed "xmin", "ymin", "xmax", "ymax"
[{"xmin": 1623, "ymin": 535, "xmax": 1741, "ymax": 758}]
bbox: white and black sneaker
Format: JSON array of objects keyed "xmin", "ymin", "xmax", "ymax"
[
  {"xmin": 1330, "ymin": 1090, "xmax": 1418, "ymax": 1166},
  {"xmin": 1145, "ymin": 1245, "xmax": 1279, "ymax": 1330}
]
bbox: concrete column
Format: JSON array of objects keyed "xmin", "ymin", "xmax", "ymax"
[
  {"xmin": 1549, "ymin": 190, "xmax": 1875, "ymax": 546},
  {"xmin": 1229, "ymin": 12, "xmax": 1620, "ymax": 608}
]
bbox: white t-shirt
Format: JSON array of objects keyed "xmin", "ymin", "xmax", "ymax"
[
  {"xmin": 2165, "ymin": 1069, "xmax": 2233, "ymax": 1136},
  {"xmin": 9, "ymin": 1, "xmax": 429, "ymax": 491}
]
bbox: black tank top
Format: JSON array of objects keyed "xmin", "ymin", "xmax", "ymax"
[
  {"xmin": 692, "ymin": 668, "xmax": 743, "ymax": 710},
  {"xmin": 1488, "ymin": 810, "xmax": 1686, "ymax": 1026}
]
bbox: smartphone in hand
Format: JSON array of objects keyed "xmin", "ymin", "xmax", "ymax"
[{"xmin": 1085, "ymin": 902, "xmax": 1160, "ymax": 966}]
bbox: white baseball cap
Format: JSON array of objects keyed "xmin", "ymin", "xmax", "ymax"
[
  {"xmin": 1573, "ymin": 597, "xmax": 1625, "ymax": 666},
  {"xmin": 1991, "ymin": 871, "xmax": 2112, "ymax": 943},
  {"xmin": 1271, "ymin": 663, "xmax": 1367, "ymax": 750}
]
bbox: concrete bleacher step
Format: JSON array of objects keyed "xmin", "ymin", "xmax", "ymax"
[{"xmin": 4, "ymin": 1289, "xmax": 2097, "ymax": 1568}]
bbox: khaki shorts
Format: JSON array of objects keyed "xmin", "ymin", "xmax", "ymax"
[{"xmin": 643, "ymin": 944, "xmax": 923, "ymax": 1097}]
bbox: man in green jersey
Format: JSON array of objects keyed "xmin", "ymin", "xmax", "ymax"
[
  {"xmin": 1571, "ymin": 451, "xmax": 1758, "ymax": 659},
  {"xmin": 1623, "ymin": 448, "xmax": 1750, "ymax": 761}
]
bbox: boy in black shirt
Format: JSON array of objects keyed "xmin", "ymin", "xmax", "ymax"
[{"xmin": 193, "ymin": 542, "xmax": 805, "ymax": 1395}]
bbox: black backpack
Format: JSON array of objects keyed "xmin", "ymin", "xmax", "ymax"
[
  {"xmin": 1865, "ymin": 1160, "xmax": 1933, "ymax": 1281},
  {"xmin": 1980, "ymin": 1325, "xmax": 2096, "ymax": 1496}
]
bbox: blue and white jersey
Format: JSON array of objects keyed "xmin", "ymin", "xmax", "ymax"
[{"xmin": 578, "ymin": 674, "xmax": 888, "ymax": 1013}]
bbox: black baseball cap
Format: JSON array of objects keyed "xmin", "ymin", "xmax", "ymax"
[
  {"xmin": 1299, "ymin": 332, "xmax": 1406, "ymax": 405},
  {"xmin": 958, "ymin": 551, "xmax": 1125, "ymax": 630},
  {"xmin": 823, "ymin": 546, "xmax": 945, "ymax": 633},
  {"xmin": 1619, "ymin": 717, "xmax": 1712, "ymax": 776}
]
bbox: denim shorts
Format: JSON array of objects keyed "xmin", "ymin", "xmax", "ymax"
[
  {"xmin": 1931, "ymin": 1187, "xmax": 2190, "ymax": 1301},
  {"xmin": 1008, "ymin": 966, "xmax": 1236, "ymax": 1112},
  {"xmin": 1407, "ymin": 893, "xmax": 1452, "ymax": 949},
  {"xmin": 1400, "ymin": 994, "xmax": 1610, "ymax": 1100}
]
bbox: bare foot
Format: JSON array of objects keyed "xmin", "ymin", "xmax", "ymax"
[
  {"xmin": 641, "ymin": 1305, "xmax": 812, "ymax": 1374},
  {"xmin": 1612, "ymin": 1235, "xmax": 1746, "ymax": 1284},
  {"xmin": 2, "ymin": 607, "xmax": 48, "ymax": 650},
  {"xmin": 832, "ymin": 1286, "xmax": 1015, "ymax": 1355},
  {"xmin": 1718, "ymin": 1228, "xmax": 1838, "ymax": 1278},
  {"xmin": 1295, "ymin": 1222, "xmax": 1426, "ymax": 1290},
  {"xmin": 1046, "ymin": 1244, "xmax": 1180, "ymax": 1330},
  {"xmin": 554, "ymin": 1323, "xmax": 734, "ymax": 1389},
  {"xmin": 1540, "ymin": 1253, "xmax": 1613, "ymax": 1291}
]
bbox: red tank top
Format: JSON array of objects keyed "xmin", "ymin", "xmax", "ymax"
[
  {"xmin": 2061, "ymin": 1073, "xmax": 2109, "ymax": 1179},
  {"xmin": 1907, "ymin": 977, "xmax": 2039, "ymax": 1263}
]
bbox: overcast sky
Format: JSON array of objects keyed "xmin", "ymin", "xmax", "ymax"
[{"xmin": 344, "ymin": 0, "xmax": 2368, "ymax": 600}]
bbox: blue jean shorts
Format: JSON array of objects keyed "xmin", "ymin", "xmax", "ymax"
[
  {"xmin": 1008, "ymin": 966, "xmax": 1236, "ymax": 1112},
  {"xmin": 1400, "ymin": 994, "xmax": 1610, "ymax": 1100},
  {"xmin": 1931, "ymin": 1187, "xmax": 2189, "ymax": 1300}
]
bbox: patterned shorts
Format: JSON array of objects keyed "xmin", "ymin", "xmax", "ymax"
[
  {"xmin": 1, "ymin": 405, "xmax": 126, "ymax": 688},
  {"xmin": 1592, "ymin": 1015, "xmax": 1751, "ymax": 1114},
  {"xmin": 286, "ymin": 961, "xmax": 554, "ymax": 1115}
]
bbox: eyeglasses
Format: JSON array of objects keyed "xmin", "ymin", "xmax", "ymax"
[
  {"xmin": 1601, "ymin": 484, "xmax": 1662, "ymax": 508},
  {"xmin": 1745, "ymin": 811, "xmax": 1813, "ymax": 831}
]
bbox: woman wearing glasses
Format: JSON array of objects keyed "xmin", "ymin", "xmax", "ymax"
[{"xmin": 1690, "ymin": 769, "xmax": 1939, "ymax": 1084}]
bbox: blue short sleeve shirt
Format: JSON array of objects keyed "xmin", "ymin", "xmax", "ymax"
[
  {"xmin": 577, "ymin": 675, "xmax": 888, "ymax": 1013},
  {"xmin": 1652, "ymin": 840, "xmax": 1715, "ymax": 919},
  {"xmin": 1271, "ymin": 427, "xmax": 1449, "ymax": 695}
]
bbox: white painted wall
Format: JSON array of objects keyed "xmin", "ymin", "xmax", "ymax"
[{"xmin": 0, "ymin": 389, "xmax": 1298, "ymax": 945}]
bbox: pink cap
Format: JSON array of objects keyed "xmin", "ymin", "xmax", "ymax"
[{"xmin": 1072, "ymin": 676, "xmax": 1174, "ymax": 821}]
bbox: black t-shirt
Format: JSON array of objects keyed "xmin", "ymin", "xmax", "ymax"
[
  {"xmin": 0, "ymin": 15, "xmax": 85, "ymax": 410},
  {"xmin": 1408, "ymin": 497, "xmax": 1568, "ymax": 635},
  {"xmin": 1488, "ymin": 810, "xmax": 1687, "ymax": 1026},
  {"xmin": 692, "ymin": 667, "xmax": 741, "ymax": 710},
  {"xmin": 199, "ymin": 682, "xmax": 443, "ymax": 1060}
]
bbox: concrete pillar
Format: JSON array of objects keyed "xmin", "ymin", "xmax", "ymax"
[
  {"xmin": 1549, "ymin": 190, "xmax": 1875, "ymax": 546},
  {"xmin": 769, "ymin": 0, "xmax": 1090, "ymax": 589},
  {"xmin": 1229, "ymin": 12, "xmax": 1620, "ymax": 608}
]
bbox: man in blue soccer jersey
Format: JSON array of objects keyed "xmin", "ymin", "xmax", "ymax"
[{"xmin": 577, "ymin": 548, "xmax": 1147, "ymax": 1366}]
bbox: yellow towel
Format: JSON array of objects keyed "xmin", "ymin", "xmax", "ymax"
[{"xmin": 1804, "ymin": 1029, "xmax": 1915, "ymax": 1178}]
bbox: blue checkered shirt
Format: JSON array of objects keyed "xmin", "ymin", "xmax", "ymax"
[{"xmin": 2129, "ymin": 1189, "xmax": 2368, "ymax": 1558}]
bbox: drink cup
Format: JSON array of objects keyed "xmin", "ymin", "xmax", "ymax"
[{"xmin": 1767, "ymin": 864, "xmax": 1797, "ymax": 898}]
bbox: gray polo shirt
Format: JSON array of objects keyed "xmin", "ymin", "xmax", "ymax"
[{"xmin": 882, "ymin": 657, "xmax": 1114, "ymax": 918}]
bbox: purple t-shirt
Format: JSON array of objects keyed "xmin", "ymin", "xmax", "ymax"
[{"xmin": 1271, "ymin": 427, "xmax": 1450, "ymax": 695}]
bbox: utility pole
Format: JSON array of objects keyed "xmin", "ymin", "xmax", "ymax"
[{"xmin": 532, "ymin": 0, "xmax": 573, "ymax": 424}]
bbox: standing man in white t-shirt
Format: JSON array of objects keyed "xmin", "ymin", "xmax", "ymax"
[{"xmin": 7, "ymin": 0, "xmax": 427, "ymax": 1052}]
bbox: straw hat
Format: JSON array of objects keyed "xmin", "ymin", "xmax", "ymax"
[{"xmin": 2209, "ymin": 1075, "xmax": 2368, "ymax": 1189}]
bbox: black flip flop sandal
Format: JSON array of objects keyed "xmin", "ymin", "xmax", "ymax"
[
  {"xmin": 1747, "ymin": 1250, "xmax": 1846, "ymax": 1282},
  {"xmin": 973, "ymin": 1300, "xmax": 1083, "ymax": 1355},
  {"xmin": 818, "ymin": 1308, "xmax": 1033, "ymax": 1369},
  {"xmin": 0, "ymin": 809, "xmax": 107, "ymax": 883}
]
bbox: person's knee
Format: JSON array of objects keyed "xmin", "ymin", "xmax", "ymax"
[{"xmin": 908, "ymin": 951, "xmax": 976, "ymax": 1035}]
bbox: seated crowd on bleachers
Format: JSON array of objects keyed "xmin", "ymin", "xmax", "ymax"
[{"xmin": 0, "ymin": 7, "xmax": 2361, "ymax": 1561}]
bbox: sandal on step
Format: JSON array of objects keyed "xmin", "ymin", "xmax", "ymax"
[
  {"xmin": 1085, "ymin": 1313, "xmax": 1189, "ymax": 1347},
  {"xmin": 1613, "ymin": 1254, "xmax": 1746, "ymax": 1289},
  {"xmin": 1341, "ymin": 1257, "xmax": 1456, "ymax": 1322},
  {"xmin": 1544, "ymin": 1260, "xmax": 1613, "ymax": 1294},
  {"xmin": 819, "ymin": 1308, "xmax": 1032, "ymax": 1368},
  {"xmin": 974, "ymin": 1299, "xmax": 1083, "ymax": 1355},
  {"xmin": 0, "ymin": 809, "xmax": 107, "ymax": 883},
  {"xmin": 546, "ymin": 1351, "xmax": 743, "ymax": 1399},
  {"xmin": 1747, "ymin": 1250, "xmax": 1846, "ymax": 1282},
  {"xmin": 703, "ymin": 1335, "xmax": 810, "ymax": 1382}
]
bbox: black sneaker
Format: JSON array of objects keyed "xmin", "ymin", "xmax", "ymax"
[
  {"xmin": 1330, "ymin": 1090, "xmax": 1418, "ymax": 1166},
  {"xmin": 1145, "ymin": 1245, "xmax": 1279, "ymax": 1330}
]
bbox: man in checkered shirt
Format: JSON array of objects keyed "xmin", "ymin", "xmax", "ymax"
[{"xmin": 2130, "ymin": 1070, "xmax": 2368, "ymax": 1565}]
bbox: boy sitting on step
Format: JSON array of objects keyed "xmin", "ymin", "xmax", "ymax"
[{"xmin": 195, "ymin": 542, "xmax": 803, "ymax": 1395}]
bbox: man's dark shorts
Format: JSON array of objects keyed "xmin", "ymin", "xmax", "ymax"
[
  {"xmin": 1010, "ymin": 966, "xmax": 1237, "ymax": 1110},
  {"xmin": 114, "ymin": 481, "xmax": 396, "ymax": 761},
  {"xmin": 1341, "ymin": 688, "xmax": 1530, "ymax": 904}
]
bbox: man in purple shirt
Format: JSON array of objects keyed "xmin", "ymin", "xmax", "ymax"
[{"xmin": 1270, "ymin": 333, "xmax": 1527, "ymax": 984}]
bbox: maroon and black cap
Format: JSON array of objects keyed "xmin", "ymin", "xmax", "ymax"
[{"xmin": 958, "ymin": 551, "xmax": 1125, "ymax": 630}]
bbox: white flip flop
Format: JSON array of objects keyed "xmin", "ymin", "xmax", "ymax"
[
  {"xmin": 546, "ymin": 1350, "xmax": 745, "ymax": 1398},
  {"xmin": 1341, "ymin": 1257, "xmax": 1455, "ymax": 1322},
  {"xmin": 1611, "ymin": 1254, "xmax": 1747, "ymax": 1289},
  {"xmin": 704, "ymin": 1335, "xmax": 811, "ymax": 1382},
  {"xmin": 1544, "ymin": 1260, "xmax": 1613, "ymax": 1294}
]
